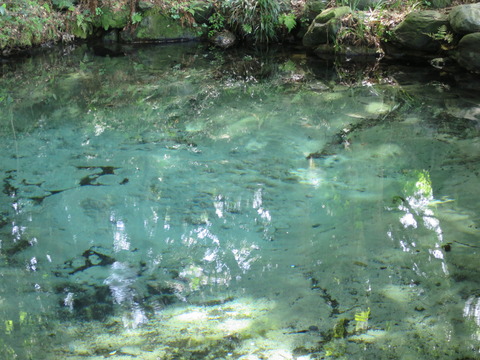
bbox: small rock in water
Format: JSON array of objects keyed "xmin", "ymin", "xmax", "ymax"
[{"xmin": 210, "ymin": 30, "xmax": 237, "ymax": 49}]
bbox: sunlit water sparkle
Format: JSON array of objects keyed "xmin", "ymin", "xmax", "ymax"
[{"xmin": 0, "ymin": 43, "xmax": 480, "ymax": 359}]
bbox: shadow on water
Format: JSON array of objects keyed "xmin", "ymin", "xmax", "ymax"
[{"xmin": 0, "ymin": 42, "xmax": 480, "ymax": 359}]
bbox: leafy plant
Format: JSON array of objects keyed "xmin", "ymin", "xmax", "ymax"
[
  {"xmin": 0, "ymin": 0, "xmax": 65, "ymax": 51},
  {"xmin": 167, "ymin": 1, "xmax": 204, "ymax": 27},
  {"xmin": 425, "ymin": 24, "xmax": 454, "ymax": 49},
  {"xmin": 228, "ymin": 0, "xmax": 282, "ymax": 43},
  {"xmin": 51, "ymin": 0, "xmax": 75, "ymax": 11},
  {"xmin": 131, "ymin": 12, "xmax": 142, "ymax": 25},
  {"xmin": 278, "ymin": 12, "xmax": 296, "ymax": 33},
  {"xmin": 76, "ymin": 9, "xmax": 93, "ymax": 34},
  {"xmin": 208, "ymin": 12, "xmax": 226, "ymax": 37}
]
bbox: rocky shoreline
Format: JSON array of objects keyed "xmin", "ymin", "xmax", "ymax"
[
  {"xmin": 301, "ymin": 2, "xmax": 480, "ymax": 73},
  {"xmin": 1, "ymin": 1, "xmax": 480, "ymax": 75},
  {"xmin": 96, "ymin": 1, "xmax": 480, "ymax": 74}
]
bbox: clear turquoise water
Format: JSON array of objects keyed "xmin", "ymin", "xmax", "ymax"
[{"xmin": 1, "ymin": 43, "xmax": 480, "ymax": 359}]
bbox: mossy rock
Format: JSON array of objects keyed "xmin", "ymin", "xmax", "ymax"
[
  {"xmin": 303, "ymin": 6, "xmax": 351, "ymax": 47},
  {"xmin": 120, "ymin": 13, "xmax": 201, "ymax": 42},
  {"xmin": 456, "ymin": 32, "xmax": 480, "ymax": 73},
  {"xmin": 316, "ymin": 6, "xmax": 351, "ymax": 24},
  {"xmin": 93, "ymin": 7, "xmax": 130, "ymax": 31},
  {"xmin": 430, "ymin": 0, "xmax": 452, "ymax": 9},
  {"xmin": 391, "ymin": 10, "xmax": 449, "ymax": 52},
  {"xmin": 448, "ymin": 3, "xmax": 480, "ymax": 34}
]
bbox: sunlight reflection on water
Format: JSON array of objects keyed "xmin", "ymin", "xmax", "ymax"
[{"xmin": 0, "ymin": 43, "xmax": 480, "ymax": 359}]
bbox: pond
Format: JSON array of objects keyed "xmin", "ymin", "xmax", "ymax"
[{"xmin": 0, "ymin": 42, "xmax": 480, "ymax": 359}]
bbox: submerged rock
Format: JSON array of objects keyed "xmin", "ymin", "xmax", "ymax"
[{"xmin": 448, "ymin": 3, "xmax": 480, "ymax": 34}]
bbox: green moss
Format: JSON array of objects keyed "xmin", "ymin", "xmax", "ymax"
[
  {"xmin": 93, "ymin": 7, "xmax": 130, "ymax": 31},
  {"xmin": 316, "ymin": 6, "xmax": 352, "ymax": 24},
  {"xmin": 121, "ymin": 12, "xmax": 199, "ymax": 42}
]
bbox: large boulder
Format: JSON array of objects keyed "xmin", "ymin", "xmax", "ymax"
[
  {"xmin": 448, "ymin": 3, "xmax": 480, "ymax": 34},
  {"xmin": 120, "ymin": 13, "xmax": 201, "ymax": 43},
  {"xmin": 303, "ymin": 6, "xmax": 351, "ymax": 47},
  {"xmin": 391, "ymin": 10, "xmax": 449, "ymax": 52},
  {"xmin": 456, "ymin": 32, "xmax": 480, "ymax": 73}
]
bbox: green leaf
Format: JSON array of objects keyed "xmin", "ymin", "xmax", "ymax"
[
  {"xmin": 131, "ymin": 12, "xmax": 142, "ymax": 25},
  {"xmin": 279, "ymin": 13, "xmax": 296, "ymax": 32},
  {"xmin": 0, "ymin": 4, "xmax": 6, "ymax": 16},
  {"xmin": 242, "ymin": 23, "xmax": 252, "ymax": 34}
]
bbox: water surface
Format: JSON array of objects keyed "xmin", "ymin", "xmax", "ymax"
[{"xmin": 1, "ymin": 43, "xmax": 480, "ymax": 359}]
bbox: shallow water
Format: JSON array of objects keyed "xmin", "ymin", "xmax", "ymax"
[{"xmin": 1, "ymin": 43, "xmax": 480, "ymax": 359}]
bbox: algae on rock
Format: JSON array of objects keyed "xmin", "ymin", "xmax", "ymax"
[{"xmin": 302, "ymin": 6, "xmax": 352, "ymax": 47}]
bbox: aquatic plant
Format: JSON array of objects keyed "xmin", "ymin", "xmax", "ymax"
[
  {"xmin": 354, "ymin": 307, "xmax": 370, "ymax": 332},
  {"xmin": 324, "ymin": 339, "xmax": 347, "ymax": 357},
  {"xmin": 333, "ymin": 317, "xmax": 349, "ymax": 338}
]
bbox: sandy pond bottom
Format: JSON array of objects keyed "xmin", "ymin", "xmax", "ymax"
[{"xmin": 0, "ymin": 43, "xmax": 480, "ymax": 359}]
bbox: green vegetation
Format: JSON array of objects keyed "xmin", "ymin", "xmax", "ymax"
[
  {"xmin": 354, "ymin": 307, "xmax": 370, "ymax": 332},
  {"xmin": 207, "ymin": 12, "xmax": 226, "ymax": 37},
  {"xmin": 0, "ymin": 0, "xmax": 478, "ymax": 54},
  {"xmin": 333, "ymin": 317, "xmax": 349, "ymax": 338},
  {"xmin": 0, "ymin": 0, "xmax": 64, "ymax": 51},
  {"xmin": 426, "ymin": 24, "xmax": 454, "ymax": 49},
  {"xmin": 228, "ymin": 0, "xmax": 281, "ymax": 43}
]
